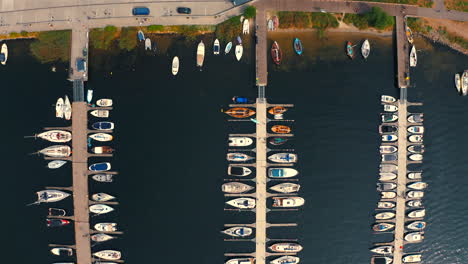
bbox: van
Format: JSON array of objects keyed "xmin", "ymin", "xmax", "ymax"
[{"xmin": 132, "ymin": 7, "xmax": 150, "ymax": 16}]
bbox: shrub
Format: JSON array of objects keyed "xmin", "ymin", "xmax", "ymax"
[
  {"xmin": 277, "ymin": 11, "xmax": 311, "ymax": 28},
  {"xmin": 118, "ymin": 27, "xmax": 138, "ymax": 51},
  {"xmin": 104, "ymin": 25, "xmax": 117, "ymax": 32},
  {"xmin": 90, "ymin": 26, "xmax": 117, "ymax": 50},
  {"xmin": 244, "ymin": 6, "xmax": 256, "ymax": 19},
  {"xmin": 310, "ymin": 13, "xmax": 339, "ymax": 30},
  {"xmin": 215, "ymin": 16, "xmax": 241, "ymax": 42},
  {"xmin": 20, "ymin": 31, "xmax": 28, "ymax": 37},
  {"xmin": 30, "ymin": 31, "xmax": 71, "ymax": 63},
  {"xmin": 9, "ymin": 32, "xmax": 19, "ymax": 37},
  {"xmin": 365, "ymin": 7, "xmax": 394, "ymax": 29},
  {"xmin": 148, "ymin": 25, "xmax": 164, "ymax": 32}
]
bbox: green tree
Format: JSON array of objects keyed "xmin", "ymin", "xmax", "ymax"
[
  {"xmin": 244, "ymin": 6, "xmax": 256, "ymax": 19},
  {"xmin": 118, "ymin": 27, "xmax": 138, "ymax": 51},
  {"xmin": 30, "ymin": 31, "xmax": 71, "ymax": 63},
  {"xmin": 215, "ymin": 16, "xmax": 241, "ymax": 42},
  {"xmin": 365, "ymin": 7, "xmax": 394, "ymax": 29}
]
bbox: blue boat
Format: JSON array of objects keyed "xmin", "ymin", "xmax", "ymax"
[
  {"xmin": 293, "ymin": 38, "xmax": 303, "ymax": 55},
  {"xmin": 89, "ymin": 162, "xmax": 111, "ymax": 172},
  {"xmin": 232, "ymin": 96, "xmax": 249, "ymax": 103},
  {"xmin": 92, "ymin": 122, "xmax": 114, "ymax": 130},
  {"xmin": 237, "ymin": 36, "xmax": 242, "ymax": 45},
  {"xmin": 137, "ymin": 30, "xmax": 145, "ymax": 42}
]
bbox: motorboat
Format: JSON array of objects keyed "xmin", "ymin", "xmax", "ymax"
[
  {"xmin": 270, "ymin": 256, "xmax": 300, "ymax": 264},
  {"xmin": 371, "ymin": 256, "xmax": 393, "ymax": 264},
  {"xmin": 361, "ymin": 39, "xmax": 370, "ymax": 59},
  {"xmin": 455, "ymin": 73, "xmax": 461, "ymax": 94},
  {"xmin": 91, "ymin": 233, "xmax": 115, "ymax": 242},
  {"xmin": 235, "ymin": 44, "xmax": 243, "ymax": 61},
  {"xmin": 380, "ymin": 164, "xmax": 397, "ymax": 173},
  {"xmin": 91, "ymin": 146, "xmax": 114, "ymax": 154},
  {"xmin": 377, "ymin": 201, "xmax": 395, "ymax": 209},
  {"xmin": 197, "ymin": 40, "xmax": 205, "ymax": 67},
  {"xmin": 92, "ymin": 193, "xmax": 115, "ymax": 202},
  {"xmin": 370, "ymin": 245, "xmax": 393, "ymax": 255},
  {"xmin": 92, "ymin": 174, "xmax": 114, "ymax": 182},
  {"xmin": 405, "ymin": 232, "xmax": 424, "ymax": 242},
  {"xmin": 97, "ymin": 99, "xmax": 113, "ymax": 107},
  {"xmin": 383, "ymin": 104, "xmax": 398, "ymax": 112},
  {"xmin": 407, "ymin": 191, "xmax": 424, "ymax": 198},
  {"xmin": 406, "ymin": 221, "xmax": 426, "ymax": 230},
  {"xmin": 93, "ymin": 250, "xmax": 121, "ymax": 260},
  {"xmin": 37, "ymin": 130, "xmax": 72, "ymax": 143},
  {"xmin": 51, "ymin": 247, "xmax": 73, "ymax": 256},
  {"xmin": 225, "ymin": 42, "xmax": 232, "ymax": 54},
  {"xmin": 226, "ymin": 198, "xmax": 256, "ymax": 209},
  {"xmin": 272, "ymin": 197, "xmax": 304, "ymax": 207},
  {"xmin": 273, "ymin": 16, "xmax": 279, "ymax": 29},
  {"xmin": 232, "ymin": 96, "xmax": 250, "ymax": 103},
  {"xmin": 462, "ymin": 70, "xmax": 468, "ymax": 96},
  {"xmin": 56, "ymin": 98, "xmax": 64, "ymax": 118},
  {"xmin": 152, "ymin": 41, "xmax": 157, "ymax": 53},
  {"xmin": 237, "ymin": 35, "xmax": 242, "ymax": 45},
  {"xmin": 224, "ymin": 107, "xmax": 255, "ymax": 118},
  {"xmin": 271, "ymin": 125, "xmax": 291, "ymax": 134},
  {"xmin": 407, "ymin": 199, "xmax": 423, "ymax": 208},
  {"xmin": 222, "ymin": 226, "xmax": 252, "ymax": 237},
  {"xmin": 409, "ymin": 45, "xmax": 417, "ymax": 67},
  {"xmin": 48, "ymin": 160, "xmax": 67, "ymax": 169},
  {"xmin": 221, "ymin": 182, "xmax": 254, "ymax": 193},
  {"xmin": 377, "ymin": 182, "xmax": 396, "ymax": 191},
  {"xmin": 408, "ymin": 209, "xmax": 425, "ymax": 218},
  {"xmin": 144, "ymin": 38, "xmax": 151, "ymax": 51},
  {"xmin": 381, "ymin": 154, "xmax": 397, "ymax": 162},
  {"xmin": 38, "ymin": 145, "xmax": 71, "ymax": 158},
  {"xmin": 47, "ymin": 219, "xmax": 70, "ymax": 227},
  {"xmin": 270, "ymin": 183, "xmax": 300, "ymax": 193},
  {"xmin": 407, "ymin": 114, "xmax": 423, "ymax": 123},
  {"xmin": 271, "ymin": 41, "xmax": 282, "ymax": 65},
  {"xmin": 226, "ymin": 258, "xmax": 255, "ymax": 264},
  {"xmin": 269, "ymin": 243, "xmax": 303, "ymax": 253},
  {"xmin": 408, "ymin": 145, "xmax": 424, "ymax": 154},
  {"xmin": 381, "ymin": 192, "xmax": 396, "ymax": 199},
  {"xmin": 227, "ymin": 166, "xmax": 252, "ymax": 177},
  {"xmin": 89, "ymin": 162, "xmax": 111, "ymax": 171},
  {"xmin": 380, "ymin": 145, "xmax": 397, "ymax": 154},
  {"xmin": 94, "ymin": 222, "xmax": 117, "ymax": 232},
  {"xmin": 403, "ymin": 254, "xmax": 422, "ymax": 263},
  {"xmin": 63, "ymin": 96, "xmax": 72, "ymax": 120},
  {"xmin": 375, "ymin": 212, "xmax": 395, "ymax": 220},
  {"xmin": 213, "ymin": 39, "xmax": 220, "ymax": 55},
  {"xmin": 408, "ymin": 135, "xmax": 423, "ymax": 143},
  {"xmin": 268, "ymin": 106, "xmax": 287, "ymax": 115},
  {"xmin": 372, "ymin": 222, "xmax": 394, "ymax": 232},
  {"xmin": 89, "ymin": 133, "xmax": 113, "ymax": 142},
  {"xmin": 90, "ymin": 204, "xmax": 114, "ymax": 215},
  {"xmin": 90, "ymin": 110, "xmax": 110, "ymax": 118},
  {"xmin": 294, "ymin": 38, "xmax": 303, "ymax": 55},
  {"xmin": 406, "ymin": 26, "xmax": 414, "ymax": 44},
  {"xmin": 242, "ymin": 19, "xmax": 249, "ymax": 34},
  {"xmin": 48, "ymin": 208, "xmax": 67, "ymax": 217},
  {"xmin": 137, "ymin": 30, "xmax": 145, "ymax": 41},
  {"xmin": 381, "ymin": 114, "xmax": 397, "ymax": 123},
  {"xmin": 346, "ymin": 41, "xmax": 354, "ymax": 59},
  {"xmin": 227, "ymin": 153, "xmax": 253, "ymax": 162},
  {"xmin": 407, "ymin": 181, "xmax": 427, "ymax": 190},
  {"xmin": 92, "ymin": 121, "xmax": 114, "ymax": 130},
  {"xmin": 381, "ymin": 95, "xmax": 396, "ymax": 103},
  {"xmin": 382, "ymin": 134, "xmax": 398, "ymax": 142},
  {"xmin": 407, "ymin": 126, "xmax": 424, "ymax": 134},
  {"xmin": 267, "ymin": 19, "xmax": 274, "ymax": 31},
  {"xmin": 269, "ymin": 137, "xmax": 288, "ymax": 146},
  {"xmin": 229, "ymin": 137, "xmax": 253, "ymax": 147},
  {"xmin": 87, "ymin": 89, "xmax": 93, "ymax": 104},
  {"xmin": 379, "ymin": 172, "xmax": 396, "ymax": 181},
  {"xmin": 269, "ymin": 168, "xmax": 298, "ymax": 178},
  {"xmin": 172, "ymin": 56, "xmax": 179, "ymax": 75},
  {"xmin": 268, "ymin": 153, "xmax": 297, "ymax": 163},
  {"xmin": 0, "ymin": 43, "xmax": 8, "ymax": 65},
  {"xmin": 409, "ymin": 154, "xmax": 423, "ymax": 161},
  {"xmin": 379, "ymin": 125, "xmax": 397, "ymax": 134}
]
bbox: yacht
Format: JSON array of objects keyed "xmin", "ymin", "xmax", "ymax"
[
  {"xmin": 403, "ymin": 254, "xmax": 422, "ymax": 263},
  {"xmin": 92, "ymin": 174, "xmax": 114, "ymax": 182},
  {"xmin": 227, "ymin": 153, "xmax": 254, "ymax": 162},
  {"xmin": 48, "ymin": 160, "xmax": 67, "ymax": 169},
  {"xmin": 56, "ymin": 98, "xmax": 64, "ymax": 118},
  {"xmin": 268, "ymin": 168, "xmax": 298, "ymax": 178},
  {"xmin": 409, "ymin": 154, "xmax": 423, "ymax": 161},
  {"xmin": 406, "ymin": 221, "xmax": 426, "ymax": 231},
  {"xmin": 372, "ymin": 222, "xmax": 394, "ymax": 232},
  {"xmin": 36, "ymin": 190, "xmax": 70, "ymax": 203},
  {"xmin": 92, "ymin": 121, "xmax": 114, "ymax": 130},
  {"xmin": 37, "ymin": 130, "xmax": 72, "ymax": 143},
  {"xmin": 407, "ymin": 113, "xmax": 423, "ymax": 123},
  {"xmin": 91, "ymin": 233, "xmax": 115, "ymax": 242},
  {"xmin": 371, "ymin": 256, "xmax": 393, "ymax": 264},
  {"xmin": 90, "ymin": 204, "xmax": 114, "ymax": 215},
  {"xmin": 404, "ymin": 232, "xmax": 424, "ymax": 242},
  {"xmin": 92, "ymin": 193, "xmax": 115, "ymax": 202},
  {"xmin": 377, "ymin": 182, "xmax": 396, "ymax": 191},
  {"xmin": 409, "ymin": 45, "xmax": 417, "ymax": 67},
  {"xmin": 381, "ymin": 114, "xmax": 397, "ymax": 123},
  {"xmin": 375, "ymin": 212, "xmax": 395, "ymax": 220},
  {"xmin": 407, "ymin": 145, "xmax": 424, "ymax": 154},
  {"xmin": 407, "ymin": 181, "xmax": 427, "ymax": 190},
  {"xmin": 408, "ymin": 135, "xmax": 423, "ymax": 143},
  {"xmin": 221, "ymin": 182, "xmax": 254, "ymax": 193},
  {"xmin": 407, "ymin": 126, "xmax": 424, "ymax": 134},
  {"xmin": 222, "ymin": 226, "xmax": 253, "ymax": 237},
  {"xmin": 90, "ymin": 110, "xmax": 110, "ymax": 118},
  {"xmin": 407, "ymin": 209, "xmax": 425, "ymax": 218},
  {"xmin": 63, "ymin": 96, "xmax": 72, "ymax": 120},
  {"xmin": 228, "ymin": 137, "xmax": 253, "ymax": 147},
  {"xmin": 381, "ymin": 134, "xmax": 398, "ymax": 142},
  {"xmin": 407, "ymin": 172, "xmax": 422, "ymax": 180},
  {"xmin": 370, "ymin": 245, "xmax": 393, "ymax": 254},
  {"xmin": 269, "ymin": 243, "xmax": 303, "ymax": 253},
  {"xmin": 89, "ymin": 162, "xmax": 111, "ymax": 171},
  {"xmin": 97, "ymin": 99, "xmax": 113, "ymax": 107},
  {"xmin": 380, "ymin": 145, "xmax": 397, "ymax": 154},
  {"xmin": 226, "ymin": 258, "xmax": 255, "ymax": 264},
  {"xmin": 272, "ymin": 197, "xmax": 304, "ymax": 207},
  {"xmin": 94, "ymin": 222, "xmax": 117, "ymax": 232},
  {"xmin": 381, "ymin": 95, "xmax": 396, "ymax": 103},
  {"xmin": 270, "ymin": 183, "xmax": 300, "ymax": 193},
  {"xmin": 93, "ymin": 250, "xmax": 121, "ymax": 260},
  {"xmin": 38, "ymin": 145, "xmax": 71, "ymax": 158},
  {"xmin": 197, "ymin": 40, "xmax": 205, "ymax": 68},
  {"xmin": 381, "ymin": 192, "xmax": 396, "ymax": 199},
  {"xmin": 407, "ymin": 191, "xmax": 424, "ymax": 198},
  {"xmin": 407, "ymin": 199, "xmax": 423, "ymax": 208},
  {"xmin": 227, "ymin": 166, "xmax": 252, "ymax": 177},
  {"xmin": 270, "ymin": 256, "xmax": 300, "ymax": 264},
  {"xmin": 383, "ymin": 104, "xmax": 398, "ymax": 112},
  {"xmin": 377, "ymin": 201, "xmax": 395, "ymax": 209},
  {"xmin": 268, "ymin": 153, "xmax": 297, "ymax": 163},
  {"xmin": 226, "ymin": 198, "xmax": 256, "ymax": 209},
  {"xmin": 89, "ymin": 133, "xmax": 113, "ymax": 142},
  {"xmin": 51, "ymin": 247, "xmax": 73, "ymax": 256},
  {"xmin": 379, "ymin": 172, "xmax": 397, "ymax": 181}
]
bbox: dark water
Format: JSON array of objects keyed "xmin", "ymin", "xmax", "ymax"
[{"xmin": 3, "ymin": 32, "xmax": 468, "ymax": 264}]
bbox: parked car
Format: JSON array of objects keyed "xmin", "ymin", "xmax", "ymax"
[
  {"xmin": 177, "ymin": 7, "xmax": 192, "ymax": 14},
  {"xmin": 132, "ymin": 7, "xmax": 150, "ymax": 16}
]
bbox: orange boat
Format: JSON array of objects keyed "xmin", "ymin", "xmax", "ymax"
[
  {"xmin": 225, "ymin": 108, "xmax": 256, "ymax": 118},
  {"xmin": 271, "ymin": 125, "xmax": 291, "ymax": 134},
  {"xmin": 268, "ymin": 106, "xmax": 287, "ymax": 115}
]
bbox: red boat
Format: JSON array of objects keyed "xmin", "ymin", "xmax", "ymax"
[
  {"xmin": 47, "ymin": 219, "xmax": 70, "ymax": 227},
  {"xmin": 271, "ymin": 41, "xmax": 282, "ymax": 65}
]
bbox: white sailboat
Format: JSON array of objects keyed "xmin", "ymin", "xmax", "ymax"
[
  {"xmin": 92, "ymin": 193, "xmax": 115, "ymax": 202},
  {"xmin": 94, "ymin": 222, "xmax": 117, "ymax": 232},
  {"xmin": 410, "ymin": 45, "xmax": 417, "ymax": 67},
  {"xmin": 38, "ymin": 145, "xmax": 71, "ymax": 158},
  {"xmin": 36, "ymin": 130, "xmax": 72, "ymax": 143},
  {"xmin": 270, "ymin": 183, "xmax": 300, "ymax": 193},
  {"xmin": 91, "ymin": 233, "xmax": 115, "ymax": 242},
  {"xmin": 89, "ymin": 204, "xmax": 114, "ymax": 215},
  {"xmin": 63, "ymin": 95, "xmax": 72, "ymax": 120},
  {"xmin": 36, "ymin": 190, "xmax": 70, "ymax": 203},
  {"xmin": 197, "ymin": 40, "xmax": 205, "ymax": 68},
  {"xmin": 93, "ymin": 250, "xmax": 121, "ymax": 260},
  {"xmin": 56, "ymin": 98, "xmax": 64, "ymax": 118},
  {"xmin": 172, "ymin": 56, "xmax": 179, "ymax": 76},
  {"xmin": 235, "ymin": 45, "xmax": 243, "ymax": 61},
  {"xmin": 361, "ymin": 39, "xmax": 370, "ymax": 59},
  {"xmin": 89, "ymin": 133, "xmax": 113, "ymax": 142}
]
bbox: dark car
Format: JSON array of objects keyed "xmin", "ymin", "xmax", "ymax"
[
  {"xmin": 177, "ymin": 7, "xmax": 191, "ymax": 14},
  {"xmin": 132, "ymin": 7, "xmax": 150, "ymax": 16}
]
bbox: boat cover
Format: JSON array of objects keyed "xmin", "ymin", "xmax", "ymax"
[
  {"xmin": 0, "ymin": 54, "xmax": 5, "ymax": 62},
  {"xmin": 271, "ymin": 169, "xmax": 284, "ymax": 177}
]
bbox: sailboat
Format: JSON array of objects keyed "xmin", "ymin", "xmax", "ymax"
[
  {"xmin": 197, "ymin": 40, "xmax": 205, "ymax": 68},
  {"xmin": 56, "ymin": 98, "xmax": 64, "ymax": 118},
  {"xmin": 172, "ymin": 56, "xmax": 179, "ymax": 76},
  {"xmin": 410, "ymin": 45, "xmax": 417, "ymax": 67},
  {"xmin": 242, "ymin": 19, "xmax": 249, "ymax": 34},
  {"xmin": 36, "ymin": 190, "xmax": 70, "ymax": 203},
  {"xmin": 63, "ymin": 95, "xmax": 72, "ymax": 120},
  {"xmin": 91, "ymin": 233, "xmax": 115, "ymax": 242},
  {"xmin": 89, "ymin": 204, "xmax": 114, "ymax": 215},
  {"xmin": 36, "ymin": 130, "xmax": 72, "ymax": 143},
  {"xmin": 145, "ymin": 38, "xmax": 151, "ymax": 50},
  {"xmin": 361, "ymin": 39, "xmax": 370, "ymax": 59},
  {"xmin": 93, "ymin": 250, "xmax": 121, "ymax": 260},
  {"xmin": 235, "ymin": 44, "xmax": 243, "ymax": 61},
  {"xmin": 37, "ymin": 145, "xmax": 71, "ymax": 158}
]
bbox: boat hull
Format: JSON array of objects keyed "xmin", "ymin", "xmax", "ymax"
[
  {"xmin": 197, "ymin": 41, "xmax": 205, "ymax": 67},
  {"xmin": 271, "ymin": 41, "xmax": 282, "ymax": 65}
]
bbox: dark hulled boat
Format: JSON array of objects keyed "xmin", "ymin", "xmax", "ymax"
[
  {"xmin": 269, "ymin": 137, "xmax": 288, "ymax": 146},
  {"xmin": 271, "ymin": 41, "xmax": 282, "ymax": 65},
  {"xmin": 91, "ymin": 146, "xmax": 114, "ymax": 154},
  {"xmin": 47, "ymin": 219, "xmax": 71, "ymax": 227}
]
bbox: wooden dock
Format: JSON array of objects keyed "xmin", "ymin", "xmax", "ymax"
[
  {"xmin": 255, "ymin": 8, "xmax": 268, "ymax": 87},
  {"xmin": 396, "ymin": 16, "xmax": 410, "ymax": 88}
]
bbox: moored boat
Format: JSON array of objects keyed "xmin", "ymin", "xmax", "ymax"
[
  {"xmin": 407, "ymin": 190, "xmax": 424, "ymax": 198},
  {"xmin": 91, "ymin": 233, "xmax": 115, "ymax": 242},
  {"xmin": 227, "ymin": 153, "xmax": 254, "ymax": 162},
  {"xmin": 226, "ymin": 258, "xmax": 255, "ymax": 264},
  {"xmin": 89, "ymin": 204, "xmax": 114, "ymax": 215},
  {"xmin": 242, "ymin": 19, "xmax": 250, "ymax": 34},
  {"xmin": 407, "ymin": 126, "xmax": 424, "ymax": 134},
  {"xmin": 214, "ymin": 39, "xmax": 220, "ymax": 55},
  {"xmin": 408, "ymin": 135, "xmax": 423, "ymax": 143},
  {"xmin": 379, "ymin": 172, "xmax": 397, "ymax": 181},
  {"xmin": 361, "ymin": 39, "xmax": 370, "ymax": 59},
  {"xmin": 273, "ymin": 16, "xmax": 279, "ymax": 29},
  {"xmin": 407, "ymin": 145, "xmax": 424, "ymax": 154},
  {"xmin": 462, "ymin": 70, "xmax": 468, "ymax": 96},
  {"xmin": 0, "ymin": 43, "xmax": 8, "ymax": 65},
  {"xmin": 370, "ymin": 245, "xmax": 393, "ymax": 254},
  {"xmin": 224, "ymin": 107, "xmax": 255, "ymax": 118},
  {"xmin": 269, "ymin": 243, "xmax": 302, "ymax": 253},
  {"xmin": 381, "ymin": 95, "xmax": 396, "ymax": 103},
  {"xmin": 268, "ymin": 106, "xmax": 287, "ymax": 115},
  {"xmin": 48, "ymin": 160, "xmax": 67, "ymax": 169},
  {"xmin": 229, "ymin": 137, "xmax": 253, "ymax": 147},
  {"xmin": 270, "ymin": 183, "xmax": 300, "ymax": 193},
  {"xmin": 225, "ymin": 42, "xmax": 233, "ymax": 54},
  {"xmin": 145, "ymin": 38, "xmax": 151, "ymax": 50},
  {"xmin": 87, "ymin": 89, "xmax": 93, "ymax": 104},
  {"xmin": 294, "ymin": 38, "xmax": 303, "ymax": 55},
  {"xmin": 383, "ymin": 104, "xmax": 398, "ymax": 112},
  {"xmin": 221, "ymin": 182, "xmax": 254, "ymax": 193},
  {"xmin": 407, "ymin": 199, "xmax": 423, "ymax": 208},
  {"xmin": 89, "ymin": 162, "xmax": 111, "ymax": 171},
  {"xmin": 405, "ymin": 232, "xmax": 424, "ymax": 242},
  {"xmin": 381, "ymin": 113, "xmax": 398, "ymax": 123},
  {"xmin": 269, "ymin": 137, "xmax": 288, "ymax": 145},
  {"xmin": 406, "ymin": 26, "xmax": 414, "ymax": 44},
  {"xmin": 406, "ymin": 221, "xmax": 426, "ymax": 230},
  {"xmin": 92, "ymin": 121, "xmax": 114, "ymax": 130},
  {"xmin": 222, "ymin": 226, "xmax": 252, "ymax": 237},
  {"xmin": 94, "ymin": 222, "xmax": 117, "ymax": 232},
  {"xmin": 346, "ymin": 41, "xmax": 354, "ymax": 59},
  {"xmin": 93, "ymin": 250, "xmax": 121, "ymax": 260},
  {"xmin": 89, "ymin": 133, "xmax": 113, "ymax": 142},
  {"xmin": 272, "ymin": 196, "xmax": 304, "ymax": 207},
  {"xmin": 269, "ymin": 168, "xmax": 298, "ymax": 178},
  {"xmin": 271, "ymin": 41, "xmax": 282, "ymax": 65},
  {"xmin": 375, "ymin": 212, "xmax": 395, "ymax": 220},
  {"xmin": 407, "ymin": 181, "xmax": 427, "ymax": 190},
  {"xmin": 380, "ymin": 145, "xmax": 397, "ymax": 154},
  {"xmin": 38, "ymin": 145, "xmax": 71, "ymax": 158},
  {"xmin": 51, "ymin": 247, "xmax": 73, "ymax": 256},
  {"xmin": 270, "ymin": 256, "xmax": 300, "ymax": 264},
  {"xmin": 372, "ymin": 222, "xmax": 394, "ymax": 232},
  {"xmin": 228, "ymin": 166, "xmax": 252, "ymax": 177},
  {"xmin": 381, "ymin": 191, "xmax": 396, "ymax": 199},
  {"xmin": 455, "ymin": 73, "xmax": 461, "ymax": 94},
  {"xmin": 267, "ymin": 19, "xmax": 274, "ymax": 31},
  {"xmin": 56, "ymin": 98, "xmax": 64, "ymax": 118},
  {"xmin": 377, "ymin": 182, "xmax": 396, "ymax": 191},
  {"xmin": 91, "ymin": 109, "xmax": 110, "ymax": 118},
  {"xmin": 371, "ymin": 256, "xmax": 393, "ymax": 264},
  {"xmin": 97, "ymin": 99, "xmax": 113, "ymax": 107},
  {"xmin": 197, "ymin": 40, "xmax": 205, "ymax": 68},
  {"xmin": 377, "ymin": 201, "xmax": 395, "ymax": 209},
  {"xmin": 172, "ymin": 56, "xmax": 179, "ymax": 76},
  {"xmin": 408, "ymin": 209, "xmax": 425, "ymax": 218},
  {"xmin": 407, "ymin": 113, "xmax": 423, "ymax": 123},
  {"xmin": 268, "ymin": 153, "xmax": 297, "ymax": 163},
  {"xmin": 402, "ymin": 254, "xmax": 421, "ymax": 263},
  {"xmin": 64, "ymin": 96, "xmax": 72, "ymax": 120},
  {"xmin": 381, "ymin": 134, "xmax": 398, "ymax": 142},
  {"xmin": 91, "ymin": 146, "xmax": 114, "ymax": 154},
  {"xmin": 409, "ymin": 45, "xmax": 417, "ymax": 67},
  {"xmin": 379, "ymin": 125, "xmax": 397, "ymax": 134},
  {"xmin": 137, "ymin": 30, "xmax": 145, "ymax": 42},
  {"xmin": 47, "ymin": 219, "xmax": 70, "ymax": 227},
  {"xmin": 92, "ymin": 193, "xmax": 115, "ymax": 202},
  {"xmin": 235, "ymin": 44, "xmax": 243, "ymax": 61},
  {"xmin": 92, "ymin": 174, "xmax": 114, "ymax": 182},
  {"xmin": 271, "ymin": 125, "xmax": 291, "ymax": 134},
  {"xmin": 409, "ymin": 154, "xmax": 423, "ymax": 161},
  {"xmin": 226, "ymin": 198, "xmax": 256, "ymax": 209},
  {"xmin": 380, "ymin": 164, "xmax": 397, "ymax": 173}
]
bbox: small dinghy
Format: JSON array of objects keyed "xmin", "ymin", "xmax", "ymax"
[
  {"xmin": 272, "ymin": 197, "xmax": 305, "ymax": 207},
  {"xmin": 405, "ymin": 232, "xmax": 424, "ymax": 242},
  {"xmin": 380, "ymin": 164, "xmax": 397, "ymax": 173},
  {"xmin": 270, "ymin": 183, "xmax": 300, "ymax": 193},
  {"xmin": 38, "ymin": 145, "xmax": 71, "ymax": 158},
  {"xmin": 375, "ymin": 212, "xmax": 395, "ymax": 220},
  {"xmin": 270, "ymin": 256, "xmax": 300, "ymax": 264},
  {"xmin": 409, "ymin": 134, "xmax": 423, "ymax": 143},
  {"xmin": 242, "ymin": 19, "xmax": 249, "ymax": 34},
  {"xmin": 87, "ymin": 89, "xmax": 93, "ymax": 104},
  {"xmin": 93, "ymin": 250, "xmax": 121, "ymax": 260},
  {"xmin": 409, "ymin": 154, "xmax": 423, "ymax": 161},
  {"xmin": 92, "ymin": 193, "xmax": 115, "ymax": 202},
  {"xmin": 269, "ymin": 243, "xmax": 303, "ymax": 253},
  {"xmin": 94, "ymin": 222, "xmax": 117, "ymax": 232},
  {"xmin": 403, "ymin": 254, "xmax": 422, "ymax": 263},
  {"xmin": 225, "ymin": 42, "xmax": 232, "ymax": 54},
  {"xmin": 377, "ymin": 182, "xmax": 396, "ymax": 191},
  {"xmin": 408, "ymin": 126, "xmax": 424, "ymax": 134},
  {"xmin": 273, "ymin": 16, "xmax": 279, "ymax": 29},
  {"xmin": 232, "ymin": 96, "xmax": 250, "ymax": 103},
  {"xmin": 197, "ymin": 40, "xmax": 205, "ymax": 68},
  {"xmin": 92, "ymin": 121, "xmax": 114, "ymax": 130},
  {"xmin": 0, "ymin": 43, "xmax": 8, "ymax": 65},
  {"xmin": 407, "ymin": 199, "xmax": 423, "ymax": 208},
  {"xmin": 361, "ymin": 39, "xmax": 370, "ymax": 59},
  {"xmin": 56, "ymin": 98, "xmax": 64, "ymax": 118},
  {"xmin": 410, "ymin": 45, "xmax": 417, "ymax": 67},
  {"xmin": 268, "ymin": 153, "xmax": 297, "ymax": 163},
  {"xmin": 227, "ymin": 153, "xmax": 254, "ymax": 162},
  {"xmin": 89, "ymin": 133, "xmax": 113, "ymax": 142},
  {"xmin": 381, "ymin": 113, "xmax": 398, "ymax": 123},
  {"xmin": 380, "ymin": 145, "xmax": 397, "ymax": 154},
  {"xmin": 235, "ymin": 44, "xmax": 243, "ymax": 61},
  {"xmin": 90, "ymin": 109, "xmax": 110, "ymax": 118},
  {"xmin": 92, "ymin": 174, "xmax": 114, "ymax": 182},
  {"xmin": 372, "ymin": 222, "xmax": 394, "ymax": 232},
  {"xmin": 226, "ymin": 258, "xmax": 255, "ymax": 264},
  {"xmin": 267, "ymin": 19, "xmax": 274, "ymax": 31},
  {"xmin": 381, "ymin": 95, "xmax": 396, "ymax": 103},
  {"xmin": 271, "ymin": 41, "xmax": 282, "ymax": 65},
  {"xmin": 406, "ymin": 221, "xmax": 426, "ymax": 230},
  {"xmin": 228, "ymin": 137, "xmax": 253, "ymax": 147},
  {"xmin": 91, "ymin": 233, "xmax": 115, "ymax": 242},
  {"xmin": 380, "ymin": 191, "xmax": 396, "ymax": 199},
  {"xmin": 379, "ymin": 172, "xmax": 397, "ymax": 181},
  {"xmin": 36, "ymin": 190, "xmax": 70, "ymax": 203},
  {"xmin": 47, "ymin": 219, "xmax": 70, "ymax": 227},
  {"xmin": 268, "ymin": 106, "xmax": 287, "ymax": 115},
  {"xmin": 271, "ymin": 125, "xmax": 291, "ymax": 134},
  {"xmin": 63, "ymin": 96, "xmax": 72, "ymax": 120},
  {"xmin": 370, "ymin": 245, "xmax": 393, "ymax": 254},
  {"xmin": 377, "ymin": 201, "xmax": 395, "ymax": 209},
  {"xmin": 407, "ymin": 113, "xmax": 423, "ymax": 123},
  {"xmin": 213, "ymin": 39, "xmax": 220, "ymax": 55},
  {"xmin": 48, "ymin": 160, "xmax": 67, "ymax": 169},
  {"xmin": 137, "ymin": 30, "xmax": 145, "ymax": 42},
  {"xmin": 407, "ymin": 181, "xmax": 427, "ymax": 190},
  {"xmin": 269, "ymin": 168, "xmax": 298, "ymax": 178},
  {"xmin": 455, "ymin": 73, "xmax": 461, "ymax": 94},
  {"xmin": 226, "ymin": 197, "xmax": 256, "ymax": 209},
  {"xmin": 92, "ymin": 146, "xmax": 114, "ymax": 154},
  {"xmin": 172, "ymin": 56, "xmax": 179, "ymax": 76},
  {"xmin": 224, "ymin": 107, "xmax": 255, "ymax": 118},
  {"xmin": 462, "ymin": 71, "xmax": 468, "ymax": 96},
  {"xmin": 222, "ymin": 226, "xmax": 252, "ymax": 237},
  {"xmin": 48, "ymin": 208, "xmax": 66, "ymax": 217},
  {"xmin": 408, "ymin": 145, "xmax": 424, "ymax": 154},
  {"xmin": 408, "ymin": 209, "xmax": 425, "ymax": 218},
  {"xmin": 227, "ymin": 166, "xmax": 252, "ymax": 177},
  {"xmin": 406, "ymin": 26, "xmax": 414, "ymax": 44},
  {"xmin": 407, "ymin": 190, "xmax": 424, "ymax": 198},
  {"xmin": 51, "ymin": 247, "xmax": 73, "ymax": 256},
  {"xmin": 269, "ymin": 137, "xmax": 288, "ymax": 145},
  {"xmin": 237, "ymin": 36, "xmax": 242, "ymax": 45},
  {"xmin": 96, "ymin": 99, "xmax": 113, "ymax": 107},
  {"xmin": 346, "ymin": 41, "xmax": 354, "ymax": 59},
  {"xmin": 381, "ymin": 134, "xmax": 398, "ymax": 142},
  {"xmin": 221, "ymin": 182, "xmax": 254, "ymax": 193},
  {"xmin": 89, "ymin": 162, "xmax": 111, "ymax": 171},
  {"xmin": 293, "ymin": 38, "xmax": 303, "ymax": 55},
  {"xmin": 383, "ymin": 104, "xmax": 398, "ymax": 112},
  {"xmin": 145, "ymin": 38, "xmax": 151, "ymax": 50},
  {"xmin": 89, "ymin": 204, "xmax": 114, "ymax": 215}
]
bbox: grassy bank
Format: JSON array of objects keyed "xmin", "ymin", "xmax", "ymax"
[
  {"xmin": 351, "ymin": 0, "xmax": 433, "ymax": 8},
  {"xmin": 343, "ymin": 7, "xmax": 395, "ymax": 30},
  {"xmin": 444, "ymin": 0, "xmax": 468, "ymax": 12}
]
